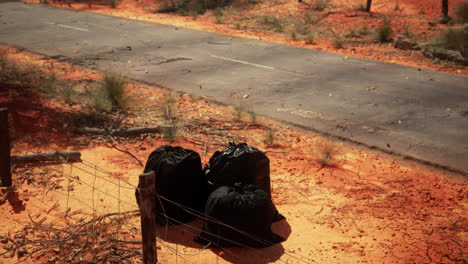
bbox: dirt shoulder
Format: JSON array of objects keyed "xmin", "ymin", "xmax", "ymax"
[
  {"xmin": 0, "ymin": 46, "xmax": 467, "ymax": 263},
  {"xmin": 24, "ymin": 0, "xmax": 468, "ymax": 76}
]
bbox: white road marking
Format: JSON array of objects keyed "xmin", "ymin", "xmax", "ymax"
[
  {"xmin": 210, "ymin": 54, "xmax": 275, "ymax": 70},
  {"xmin": 45, "ymin": 22, "xmax": 89, "ymax": 32}
]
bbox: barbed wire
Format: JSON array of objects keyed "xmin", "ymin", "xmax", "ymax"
[{"xmin": 9, "ymin": 132, "xmax": 318, "ymax": 263}]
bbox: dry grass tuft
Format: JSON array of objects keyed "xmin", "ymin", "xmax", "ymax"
[{"xmin": 315, "ymin": 140, "xmax": 341, "ymax": 167}]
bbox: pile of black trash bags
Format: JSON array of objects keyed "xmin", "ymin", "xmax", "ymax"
[{"xmin": 141, "ymin": 142, "xmax": 285, "ymax": 248}]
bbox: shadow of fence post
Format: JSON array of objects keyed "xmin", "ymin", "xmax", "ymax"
[
  {"xmin": 136, "ymin": 171, "xmax": 157, "ymax": 264},
  {"xmin": 0, "ymin": 108, "xmax": 11, "ymax": 187}
]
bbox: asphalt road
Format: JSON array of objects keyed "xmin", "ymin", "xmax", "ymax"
[{"xmin": 1, "ymin": 1, "xmax": 467, "ymax": 174}]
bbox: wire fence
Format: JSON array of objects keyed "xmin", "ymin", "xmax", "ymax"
[{"xmin": 3, "ymin": 140, "xmax": 321, "ymax": 264}]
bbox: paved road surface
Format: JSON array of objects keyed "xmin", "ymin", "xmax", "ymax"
[{"xmin": 1, "ymin": 1, "xmax": 467, "ymax": 174}]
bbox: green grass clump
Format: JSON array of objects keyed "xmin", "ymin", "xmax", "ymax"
[
  {"xmin": 375, "ymin": 17, "xmax": 393, "ymax": 43},
  {"xmin": 333, "ymin": 33, "xmax": 345, "ymax": 48},
  {"xmin": 162, "ymin": 126, "xmax": 177, "ymax": 142},
  {"xmin": 263, "ymin": 128, "xmax": 276, "ymax": 147},
  {"xmin": 94, "ymin": 73, "xmax": 129, "ymax": 112}
]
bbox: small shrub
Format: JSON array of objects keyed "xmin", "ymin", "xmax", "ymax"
[
  {"xmin": 259, "ymin": 15, "xmax": 285, "ymax": 32},
  {"xmin": 61, "ymin": 85, "xmax": 74, "ymax": 105},
  {"xmin": 314, "ymin": 0, "xmax": 329, "ymax": 11},
  {"xmin": 162, "ymin": 103, "xmax": 174, "ymax": 120},
  {"xmin": 295, "ymin": 22, "xmax": 311, "ymax": 35},
  {"xmin": 214, "ymin": 8, "xmax": 224, "ymax": 24},
  {"xmin": 180, "ymin": 0, "xmax": 206, "ymax": 15},
  {"xmin": 304, "ymin": 11, "xmax": 321, "ymax": 24},
  {"xmin": 359, "ymin": 25, "xmax": 369, "ymax": 35},
  {"xmin": 162, "ymin": 126, "xmax": 177, "ymax": 142},
  {"xmin": 375, "ymin": 17, "xmax": 393, "ymax": 43},
  {"xmin": 94, "ymin": 87, "xmax": 111, "ymax": 113},
  {"xmin": 247, "ymin": 110, "xmax": 257, "ymax": 123},
  {"xmin": 94, "ymin": 73, "xmax": 128, "ymax": 112},
  {"xmin": 263, "ymin": 129, "xmax": 276, "ymax": 147},
  {"xmin": 41, "ymin": 73, "xmax": 58, "ymax": 94},
  {"xmin": 162, "ymin": 96, "xmax": 177, "ymax": 121},
  {"xmin": 109, "ymin": 0, "xmax": 118, "ymax": 8},
  {"xmin": 315, "ymin": 140, "xmax": 340, "ymax": 167},
  {"xmin": 305, "ymin": 33, "xmax": 316, "ymax": 44},
  {"xmin": 454, "ymin": 2, "xmax": 468, "ymax": 23},
  {"xmin": 438, "ymin": 27, "xmax": 465, "ymax": 53},
  {"xmin": 347, "ymin": 28, "xmax": 359, "ymax": 38},
  {"xmin": 402, "ymin": 22, "xmax": 413, "ymax": 38},
  {"xmin": 291, "ymin": 31, "xmax": 298, "ymax": 40},
  {"xmin": 333, "ymin": 33, "xmax": 345, "ymax": 48}
]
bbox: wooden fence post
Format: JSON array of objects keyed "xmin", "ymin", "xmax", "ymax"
[
  {"xmin": 0, "ymin": 108, "xmax": 11, "ymax": 187},
  {"xmin": 136, "ymin": 171, "xmax": 157, "ymax": 264}
]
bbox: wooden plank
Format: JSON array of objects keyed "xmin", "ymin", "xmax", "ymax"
[
  {"xmin": 0, "ymin": 108, "xmax": 11, "ymax": 187},
  {"xmin": 136, "ymin": 171, "xmax": 157, "ymax": 264}
]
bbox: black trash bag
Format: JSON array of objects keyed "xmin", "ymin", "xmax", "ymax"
[
  {"xmin": 204, "ymin": 142, "xmax": 285, "ymax": 222},
  {"xmin": 142, "ymin": 145, "xmax": 207, "ymax": 225},
  {"xmin": 195, "ymin": 184, "xmax": 285, "ymax": 248},
  {"xmin": 204, "ymin": 142, "xmax": 271, "ymax": 195}
]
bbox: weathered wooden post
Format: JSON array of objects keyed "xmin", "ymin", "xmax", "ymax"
[
  {"xmin": 0, "ymin": 108, "xmax": 11, "ymax": 187},
  {"xmin": 136, "ymin": 171, "xmax": 157, "ymax": 264}
]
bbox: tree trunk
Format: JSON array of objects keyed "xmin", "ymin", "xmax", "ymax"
[
  {"xmin": 366, "ymin": 0, "xmax": 372, "ymax": 12},
  {"xmin": 440, "ymin": 0, "xmax": 451, "ymax": 24},
  {"xmin": 442, "ymin": 0, "xmax": 449, "ymax": 17}
]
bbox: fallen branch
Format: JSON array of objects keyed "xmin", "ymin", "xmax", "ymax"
[
  {"xmin": 11, "ymin": 151, "xmax": 81, "ymax": 165},
  {"xmin": 108, "ymin": 136, "xmax": 144, "ymax": 167},
  {"xmin": 76, "ymin": 126, "xmax": 174, "ymax": 137}
]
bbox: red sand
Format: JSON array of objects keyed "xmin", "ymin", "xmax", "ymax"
[{"xmin": 0, "ymin": 47, "xmax": 466, "ymax": 263}]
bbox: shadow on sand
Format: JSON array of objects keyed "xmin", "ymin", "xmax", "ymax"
[{"xmin": 156, "ymin": 217, "xmax": 292, "ymax": 264}]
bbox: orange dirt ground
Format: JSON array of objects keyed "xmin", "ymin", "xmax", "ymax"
[
  {"xmin": 0, "ymin": 47, "xmax": 467, "ymax": 263},
  {"xmin": 23, "ymin": 0, "xmax": 468, "ymax": 76}
]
